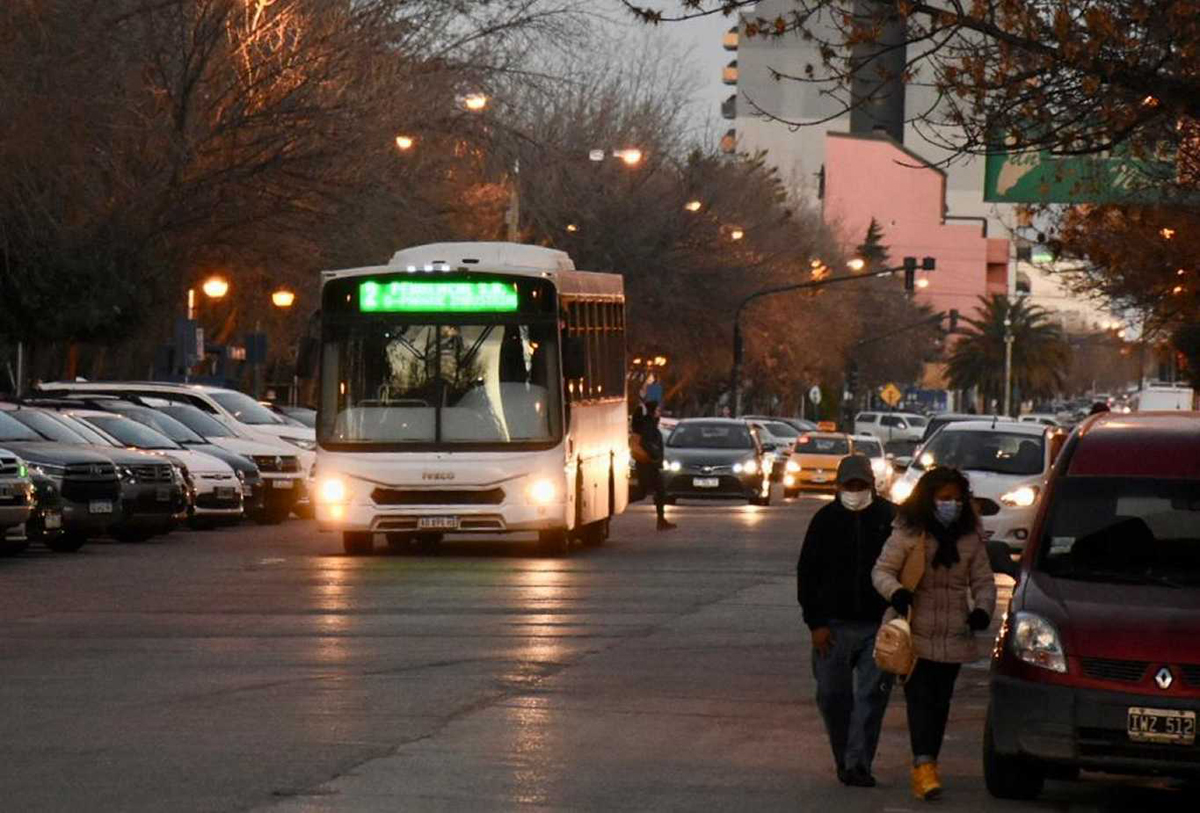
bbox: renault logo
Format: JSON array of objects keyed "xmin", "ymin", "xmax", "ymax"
[
  {"xmin": 91, "ymin": 465, "xmax": 102, "ymax": 476},
  {"xmin": 1155, "ymin": 666, "xmax": 1174, "ymax": 690}
]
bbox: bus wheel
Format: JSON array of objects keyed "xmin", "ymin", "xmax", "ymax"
[
  {"xmin": 538, "ymin": 529, "xmax": 570, "ymax": 556},
  {"xmin": 581, "ymin": 519, "xmax": 608, "ymax": 548},
  {"xmin": 343, "ymin": 531, "xmax": 374, "ymax": 555}
]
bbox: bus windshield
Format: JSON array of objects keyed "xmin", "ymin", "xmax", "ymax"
[{"xmin": 320, "ymin": 319, "xmax": 562, "ymax": 448}]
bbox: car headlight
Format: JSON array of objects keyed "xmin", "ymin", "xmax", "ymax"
[
  {"xmin": 527, "ymin": 478, "xmax": 558, "ymax": 505},
  {"xmin": 733, "ymin": 459, "xmax": 757, "ymax": 475},
  {"xmin": 1010, "ymin": 611, "xmax": 1067, "ymax": 673},
  {"xmin": 663, "ymin": 460, "xmax": 681, "ymax": 472},
  {"xmin": 871, "ymin": 458, "xmax": 887, "ymax": 475},
  {"xmin": 31, "ymin": 463, "xmax": 66, "ymax": 479},
  {"xmin": 281, "ymin": 436, "xmax": 317, "ymax": 451},
  {"xmin": 785, "ymin": 459, "xmax": 800, "ymax": 474},
  {"xmin": 890, "ymin": 478, "xmax": 915, "ymax": 503},
  {"xmin": 1000, "ymin": 485, "xmax": 1040, "ymax": 507},
  {"xmin": 317, "ymin": 476, "xmax": 347, "ymax": 505},
  {"xmin": 784, "ymin": 474, "xmax": 796, "ymax": 487}
]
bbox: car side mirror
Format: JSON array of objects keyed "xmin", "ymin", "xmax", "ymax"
[
  {"xmin": 561, "ymin": 336, "xmax": 586, "ymax": 380},
  {"xmin": 986, "ymin": 539, "xmax": 1020, "ymax": 579}
]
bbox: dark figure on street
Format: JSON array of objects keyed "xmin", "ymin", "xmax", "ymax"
[
  {"xmin": 1089, "ymin": 401, "xmax": 1111, "ymax": 414},
  {"xmin": 635, "ymin": 400, "xmax": 676, "ymax": 531},
  {"xmin": 872, "ymin": 466, "xmax": 996, "ymax": 802},
  {"xmin": 797, "ymin": 454, "xmax": 896, "ymax": 788}
]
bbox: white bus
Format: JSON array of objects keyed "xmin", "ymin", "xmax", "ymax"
[{"xmin": 313, "ymin": 242, "xmax": 629, "ymax": 555}]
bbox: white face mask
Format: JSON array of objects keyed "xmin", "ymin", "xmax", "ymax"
[{"xmin": 839, "ymin": 489, "xmax": 872, "ymax": 512}]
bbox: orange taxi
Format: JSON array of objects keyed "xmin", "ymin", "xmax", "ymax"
[{"xmin": 783, "ymin": 431, "xmax": 853, "ymax": 497}]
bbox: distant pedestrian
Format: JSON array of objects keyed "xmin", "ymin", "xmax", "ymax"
[
  {"xmin": 636, "ymin": 401, "xmax": 676, "ymax": 531},
  {"xmin": 1089, "ymin": 401, "xmax": 1110, "ymax": 415},
  {"xmin": 872, "ymin": 466, "xmax": 996, "ymax": 802},
  {"xmin": 797, "ymin": 454, "xmax": 896, "ymax": 787}
]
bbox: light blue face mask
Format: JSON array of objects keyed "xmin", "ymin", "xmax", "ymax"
[{"xmin": 934, "ymin": 499, "xmax": 962, "ymax": 526}]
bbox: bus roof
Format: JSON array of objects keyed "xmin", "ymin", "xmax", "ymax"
[{"xmin": 322, "ymin": 242, "xmax": 622, "ymax": 298}]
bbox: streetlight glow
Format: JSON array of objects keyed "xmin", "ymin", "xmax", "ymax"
[
  {"xmin": 916, "ymin": 278, "xmax": 930, "ymax": 289},
  {"xmin": 1172, "ymin": 285, "xmax": 1185, "ymax": 295},
  {"xmin": 684, "ymin": 200, "xmax": 702, "ymax": 212},
  {"xmin": 202, "ymin": 276, "xmax": 229, "ymax": 300},
  {"xmin": 566, "ymin": 223, "xmax": 578, "ymax": 233},
  {"xmin": 729, "ymin": 228, "xmax": 745, "ymax": 241},
  {"xmin": 462, "ymin": 93, "xmax": 488, "ymax": 111},
  {"xmin": 847, "ymin": 258, "xmax": 866, "ymax": 272},
  {"xmin": 617, "ymin": 148, "xmax": 642, "ymax": 166},
  {"xmin": 1161, "ymin": 227, "xmax": 1176, "ymax": 239},
  {"xmin": 395, "ymin": 135, "xmax": 414, "ymax": 151},
  {"xmin": 272, "ymin": 289, "xmax": 296, "ymax": 308}
]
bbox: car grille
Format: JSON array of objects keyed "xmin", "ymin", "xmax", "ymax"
[
  {"xmin": 371, "ymin": 488, "xmax": 505, "ymax": 506},
  {"xmin": 61, "ymin": 478, "xmax": 121, "ymax": 502},
  {"xmin": 253, "ymin": 455, "xmax": 300, "ymax": 473},
  {"xmin": 124, "ymin": 494, "xmax": 176, "ymax": 514},
  {"xmin": 1181, "ymin": 664, "xmax": 1200, "ymax": 687},
  {"xmin": 195, "ymin": 493, "xmax": 241, "ymax": 510},
  {"xmin": 65, "ymin": 462, "xmax": 117, "ymax": 479},
  {"xmin": 1080, "ymin": 657, "xmax": 1149, "ymax": 683},
  {"xmin": 0, "ymin": 490, "xmax": 29, "ymax": 507},
  {"xmin": 1077, "ymin": 727, "xmax": 1200, "ymax": 764},
  {"xmin": 0, "ymin": 455, "xmax": 19, "ymax": 476},
  {"xmin": 682, "ymin": 464, "xmax": 734, "ymax": 474},
  {"xmin": 132, "ymin": 464, "xmax": 173, "ymax": 483}
]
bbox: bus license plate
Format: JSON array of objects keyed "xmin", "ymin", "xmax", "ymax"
[
  {"xmin": 272, "ymin": 479, "xmax": 294, "ymax": 489},
  {"xmin": 1128, "ymin": 707, "xmax": 1196, "ymax": 745},
  {"xmin": 693, "ymin": 478, "xmax": 719, "ymax": 488},
  {"xmin": 418, "ymin": 516, "xmax": 459, "ymax": 530},
  {"xmin": 89, "ymin": 500, "xmax": 113, "ymax": 514}
]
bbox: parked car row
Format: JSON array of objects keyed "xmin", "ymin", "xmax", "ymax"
[{"xmin": 1, "ymin": 381, "xmax": 318, "ymax": 553}]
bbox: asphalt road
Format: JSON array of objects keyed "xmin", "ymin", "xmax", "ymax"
[{"xmin": 1, "ymin": 496, "xmax": 1193, "ymax": 812}]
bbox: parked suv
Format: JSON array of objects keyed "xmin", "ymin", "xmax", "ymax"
[
  {"xmin": 0, "ymin": 411, "xmax": 119, "ymax": 551},
  {"xmin": 984, "ymin": 411, "xmax": 1200, "ymax": 799},
  {"xmin": 854, "ymin": 411, "xmax": 927, "ymax": 445},
  {"xmin": 0, "ymin": 447, "xmax": 36, "ymax": 551}
]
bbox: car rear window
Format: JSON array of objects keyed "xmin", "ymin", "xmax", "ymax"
[
  {"xmin": 796, "ymin": 435, "xmax": 849, "ymax": 455},
  {"xmin": 1038, "ymin": 477, "xmax": 1200, "ymax": 587},
  {"xmin": 667, "ymin": 423, "xmax": 754, "ymax": 449}
]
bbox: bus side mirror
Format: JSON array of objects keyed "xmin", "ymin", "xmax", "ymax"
[{"xmin": 562, "ymin": 336, "xmax": 586, "ymax": 380}]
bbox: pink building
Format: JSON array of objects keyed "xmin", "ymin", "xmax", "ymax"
[{"xmin": 822, "ymin": 131, "xmax": 1008, "ymax": 317}]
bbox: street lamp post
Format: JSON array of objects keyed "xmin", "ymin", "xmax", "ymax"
[
  {"xmin": 1003, "ymin": 314, "xmax": 1014, "ymax": 416},
  {"xmin": 729, "ymin": 257, "xmax": 935, "ymax": 417}
]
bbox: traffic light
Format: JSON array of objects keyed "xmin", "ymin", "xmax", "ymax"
[
  {"xmin": 903, "ymin": 256, "xmax": 917, "ymax": 291},
  {"xmin": 846, "ymin": 361, "xmax": 859, "ymax": 392}
]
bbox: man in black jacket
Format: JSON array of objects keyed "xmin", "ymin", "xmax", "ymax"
[
  {"xmin": 635, "ymin": 401, "xmax": 676, "ymax": 531},
  {"xmin": 798, "ymin": 454, "xmax": 896, "ymax": 787}
]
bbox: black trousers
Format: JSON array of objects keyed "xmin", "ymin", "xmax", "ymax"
[
  {"xmin": 636, "ymin": 462, "xmax": 666, "ymax": 519},
  {"xmin": 903, "ymin": 659, "xmax": 962, "ymax": 763}
]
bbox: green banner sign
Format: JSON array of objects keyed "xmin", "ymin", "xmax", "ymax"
[
  {"xmin": 359, "ymin": 280, "xmax": 520, "ymax": 313},
  {"xmin": 983, "ymin": 148, "xmax": 1175, "ymax": 204}
]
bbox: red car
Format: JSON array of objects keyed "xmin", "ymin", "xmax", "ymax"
[{"xmin": 985, "ymin": 411, "xmax": 1200, "ymax": 798}]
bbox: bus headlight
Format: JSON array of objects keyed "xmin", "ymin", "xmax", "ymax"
[
  {"xmin": 527, "ymin": 479, "xmax": 557, "ymax": 505},
  {"xmin": 318, "ymin": 476, "xmax": 347, "ymax": 505}
]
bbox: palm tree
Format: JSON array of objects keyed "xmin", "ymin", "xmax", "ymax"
[{"xmin": 948, "ymin": 295, "xmax": 1071, "ymax": 413}]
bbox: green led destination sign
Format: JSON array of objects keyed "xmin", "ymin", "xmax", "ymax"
[{"xmin": 359, "ymin": 280, "xmax": 520, "ymax": 313}]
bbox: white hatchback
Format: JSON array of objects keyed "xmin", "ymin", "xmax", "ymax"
[{"xmin": 889, "ymin": 420, "xmax": 1054, "ymax": 552}]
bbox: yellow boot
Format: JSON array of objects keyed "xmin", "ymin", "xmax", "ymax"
[{"xmin": 910, "ymin": 762, "xmax": 942, "ymax": 801}]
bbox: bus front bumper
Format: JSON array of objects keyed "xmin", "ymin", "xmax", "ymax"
[{"xmin": 315, "ymin": 501, "xmax": 569, "ymax": 535}]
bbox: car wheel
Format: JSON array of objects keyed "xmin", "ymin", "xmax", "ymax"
[
  {"xmin": 253, "ymin": 506, "xmax": 290, "ymax": 525},
  {"xmin": 581, "ymin": 519, "xmax": 608, "ymax": 548},
  {"xmin": 45, "ymin": 533, "xmax": 87, "ymax": 553},
  {"xmin": 342, "ymin": 531, "xmax": 374, "ymax": 555},
  {"xmin": 537, "ymin": 528, "xmax": 570, "ymax": 556},
  {"xmin": 983, "ymin": 711, "xmax": 1045, "ymax": 799},
  {"xmin": 292, "ymin": 503, "xmax": 314, "ymax": 520}
]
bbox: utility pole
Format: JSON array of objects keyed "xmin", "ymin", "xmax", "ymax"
[
  {"xmin": 729, "ymin": 257, "xmax": 935, "ymax": 415},
  {"xmin": 1003, "ymin": 314, "xmax": 1014, "ymax": 416}
]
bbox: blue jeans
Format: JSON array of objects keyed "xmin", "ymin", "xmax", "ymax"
[{"xmin": 811, "ymin": 620, "xmax": 894, "ymax": 774}]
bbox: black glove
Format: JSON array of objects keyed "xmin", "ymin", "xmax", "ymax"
[
  {"xmin": 890, "ymin": 588, "xmax": 913, "ymax": 615},
  {"xmin": 968, "ymin": 608, "xmax": 991, "ymax": 631}
]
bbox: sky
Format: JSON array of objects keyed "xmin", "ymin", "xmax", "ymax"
[{"xmin": 602, "ymin": 1, "xmax": 734, "ymax": 131}]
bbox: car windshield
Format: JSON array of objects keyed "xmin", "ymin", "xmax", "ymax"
[
  {"xmin": 280, "ymin": 407, "xmax": 316, "ymax": 428},
  {"xmin": 759, "ymin": 421, "xmax": 798, "ymax": 440},
  {"xmin": 78, "ymin": 415, "xmax": 180, "ymax": 450},
  {"xmin": 116, "ymin": 407, "xmax": 206, "ymax": 444},
  {"xmin": 7, "ymin": 410, "xmax": 90, "ymax": 444},
  {"xmin": 855, "ymin": 438, "xmax": 884, "ymax": 458},
  {"xmin": 157, "ymin": 405, "xmax": 237, "ymax": 438},
  {"xmin": 914, "ymin": 429, "xmax": 1044, "ymax": 475},
  {"xmin": 1038, "ymin": 477, "xmax": 1200, "ymax": 586},
  {"xmin": 210, "ymin": 391, "xmax": 288, "ymax": 426},
  {"xmin": 668, "ymin": 422, "xmax": 754, "ymax": 449},
  {"xmin": 321, "ymin": 320, "xmax": 562, "ymax": 447},
  {"xmin": 795, "ymin": 435, "xmax": 850, "ymax": 455},
  {"xmin": 56, "ymin": 414, "xmax": 117, "ymax": 445},
  {"xmin": 0, "ymin": 411, "xmax": 43, "ymax": 442}
]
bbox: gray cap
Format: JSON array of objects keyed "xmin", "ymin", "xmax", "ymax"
[{"xmin": 837, "ymin": 454, "xmax": 874, "ymax": 486}]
